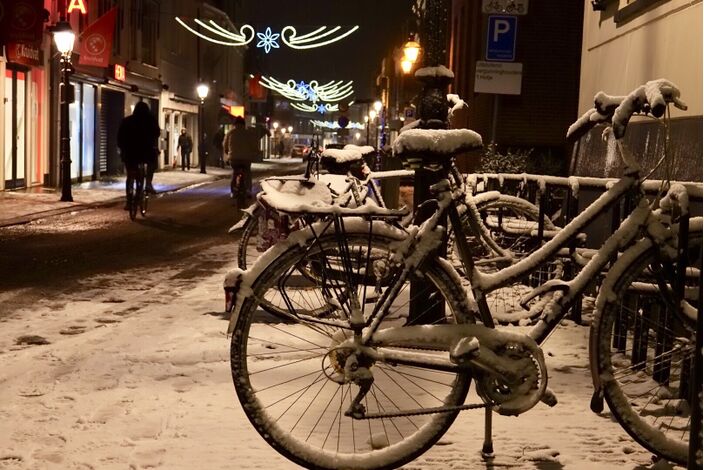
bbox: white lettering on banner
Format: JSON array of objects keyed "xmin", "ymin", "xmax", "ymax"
[
  {"xmin": 493, "ymin": 19, "xmax": 511, "ymax": 42},
  {"xmin": 474, "ymin": 61, "xmax": 523, "ymax": 95},
  {"xmin": 15, "ymin": 43, "xmax": 40, "ymax": 61}
]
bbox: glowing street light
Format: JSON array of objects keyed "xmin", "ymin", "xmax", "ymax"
[
  {"xmin": 373, "ymin": 100, "xmax": 383, "ymax": 113},
  {"xmin": 196, "ymin": 82, "xmax": 210, "ymax": 174},
  {"xmin": 403, "ymin": 39, "xmax": 421, "ymax": 64},
  {"xmin": 53, "ymin": 20, "xmax": 76, "ymax": 202},
  {"xmin": 272, "ymin": 121, "xmax": 279, "ymax": 130},
  {"xmin": 368, "ymin": 110, "xmax": 377, "ymax": 121},
  {"xmin": 287, "ymin": 125, "xmax": 293, "ymax": 133},
  {"xmin": 401, "ymin": 58, "xmax": 413, "ymax": 74}
]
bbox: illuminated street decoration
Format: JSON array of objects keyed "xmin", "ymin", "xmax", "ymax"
[
  {"xmin": 256, "ymin": 27, "xmax": 280, "ymax": 53},
  {"xmin": 175, "ymin": 17, "xmax": 358, "ymax": 53},
  {"xmin": 291, "ymin": 102, "xmax": 339, "ymax": 114},
  {"xmin": 259, "ymin": 76, "xmax": 354, "ymax": 103},
  {"xmin": 312, "ymin": 120, "xmax": 365, "ymax": 130}
]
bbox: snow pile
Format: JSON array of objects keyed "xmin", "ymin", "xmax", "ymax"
[
  {"xmin": 415, "ymin": 65, "xmax": 455, "ymax": 79},
  {"xmin": 343, "ymin": 144, "xmax": 375, "ymax": 156},
  {"xmin": 320, "ymin": 148, "xmax": 363, "ymax": 164},
  {"xmin": 258, "ymin": 178, "xmax": 334, "ymax": 213},
  {"xmin": 447, "ymin": 94, "xmax": 468, "ymax": 118},
  {"xmin": 393, "ymin": 128, "xmax": 483, "ymax": 157}
]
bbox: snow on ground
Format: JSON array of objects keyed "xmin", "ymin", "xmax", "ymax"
[{"xmin": 0, "ymin": 243, "xmax": 682, "ymax": 469}]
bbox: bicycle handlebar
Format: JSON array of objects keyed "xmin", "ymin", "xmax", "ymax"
[{"xmin": 567, "ymin": 79, "xmax": 687, "ymax": 141}]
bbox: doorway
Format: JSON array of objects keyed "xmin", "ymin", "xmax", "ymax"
[{"xmin": 4, "ymin": 67, "xmax": 28, "ymax": 189}]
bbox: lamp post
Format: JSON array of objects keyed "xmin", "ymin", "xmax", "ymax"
[
  {"xmin": 196, "ymin": 82, "xmax": 210, "ymax": 174},
  {"xmin": 53, "ymin": 21, "xmax": 76, "ymax": 202},
  {"xmin": 272, "ymin": 121, "xmax": 279, "ymax": 157},
  {"xmin": 368, "ymin": 110, "xmax": 377, "ymax": 148},
  {"xmin": 364, "ymin": 115, "xmax": 370, "ymax": 145}
]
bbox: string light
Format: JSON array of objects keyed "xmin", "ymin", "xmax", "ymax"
[
  {"xmin": 291, "ymin": 102, "xmax": 339, "ymax": 114},
  {"xmin": 175, "ymin": 17, "xmax": 359, "ymax": 53},
  {"xmin": 259, "ymin": 76, "xmax": 354, "ymax": 103},
  {"xmin": 312, "ymin": 120, "xmax": 366, "ymax": 130}
]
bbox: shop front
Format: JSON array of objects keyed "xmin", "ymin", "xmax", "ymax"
[
  {"xmin": 160, "ymin": 91, "xmax": 199, "ymax": 170},
  {"xmin": 2, "ymin": 42, "xmax": 47, "ymax": 191}
]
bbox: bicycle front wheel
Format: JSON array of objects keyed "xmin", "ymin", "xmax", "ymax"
[
  {"xmin": 231, "ymin": 231, "xmax": 474, "ymax": 470},
  {"xmin": 591, "ymin": 228, "xmax": 702, "ymax": 464}
]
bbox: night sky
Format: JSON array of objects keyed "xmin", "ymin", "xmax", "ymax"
[{"xmin": 233, "ymin": 0, "xmax": 415, "ymax": 99}]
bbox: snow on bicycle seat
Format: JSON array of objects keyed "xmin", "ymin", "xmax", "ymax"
[
  {"xmin": 258, "ymin": 177, "xmax": 409, "ymax": 217},
  {"xmin": 344, "ymin": 144, "xmax": 376, "ymax": 156},
  {"xmin": 393, "ymin": 128, "xmax": 483, "ymax": 163}
]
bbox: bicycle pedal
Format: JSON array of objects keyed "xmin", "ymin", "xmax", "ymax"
[{"xmin": 540, "ymin": 387, "xmax": 558, "ymax": 407}]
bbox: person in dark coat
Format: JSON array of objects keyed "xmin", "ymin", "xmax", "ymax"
[
  {"xmin": 117, "ymin": 102, "xmax": 160, "ymax": 206},
  {"xmin": 177, "ymin": 128, "xmax": 193, "ymax": 171}
]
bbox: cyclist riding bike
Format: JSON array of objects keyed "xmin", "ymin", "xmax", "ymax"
[
  {"xmin": 117, "ymin": 102, "xmax": 160, "ymax": 209},
  {"xmin": 223, "ymin": 116, "xmax": 266, "ymax": 201}
]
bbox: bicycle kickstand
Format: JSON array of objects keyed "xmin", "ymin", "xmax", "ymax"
[{"xmin": 481, "ymin": 407, "xmax": 495, "ymax": 459}]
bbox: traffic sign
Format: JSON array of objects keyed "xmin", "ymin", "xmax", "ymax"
[
  {"xmin": 486, "ymin": 15, "xmax": 517, "ymax": 62},
  {"xmin": 474, "ymin": 61, "xmax": 523, "ymax": 95},
  {"xmin": 482, "ymin": 0, "xmax": 529, "ymax": 15}
]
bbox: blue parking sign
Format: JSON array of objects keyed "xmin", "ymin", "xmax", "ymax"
[{"xmin": 486, "ymin": 15, "xmax": 517, "ymax": 62}]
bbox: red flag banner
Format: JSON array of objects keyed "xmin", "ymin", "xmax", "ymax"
[
  {"xmin": 0, "ymin": 0, "xmax": 45, "ymax": 46},
  {"xmin": 78, "ymin": 7, "xmax": 117, "ymax": 68}
]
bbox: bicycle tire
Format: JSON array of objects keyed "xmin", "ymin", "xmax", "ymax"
[
  {"xmin": 591, "ymin": 226, "xmax": 702, "ymax": 464},
  {"xmin": 453, "ymin": 195, "xmax": 563, "ymax": 325},
  {"xmin": 128, "ymin": 179, "xmax": 138, "ymax": 221},
  {"xmin": 230, "ymin": 231, "xmax": 475, "ymax": 470}
]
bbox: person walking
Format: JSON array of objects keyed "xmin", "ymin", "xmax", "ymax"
[
  {"xmin": 117, "ymin": 102, "xmax": 160, "ymax": 208},
  {"xmin": 177, "ymin": 128, "xmax": 193, "ymax": 170},
  {"xmin": 223, "ymin": 117, "xmax": 266, "ymax": 200}
]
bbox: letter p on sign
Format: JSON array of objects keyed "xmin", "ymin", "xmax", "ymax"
[{"xmin": 486, "ymin": 15, "xmax": 517, "ymax": 62}]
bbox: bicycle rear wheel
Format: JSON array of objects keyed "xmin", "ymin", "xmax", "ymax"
[
  {"xmin": 128, "ymin": 179, "xmax": 138, "ymax": 221},
  {"xmin": 230, "ymin": 231, "xmax": 475, "ymax": 470},
  {"xmin": 591, "ymin": 228, "xmax": 702, "ymax": 464}
]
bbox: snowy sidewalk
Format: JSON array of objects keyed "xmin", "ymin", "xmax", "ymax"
[
  {"xmin": 0, "ymin": 245, "xmax": 679, "ymax": 469},
  {"xmin": 0, "ymin": 167, "xmax": 231, "ymax": 228}
]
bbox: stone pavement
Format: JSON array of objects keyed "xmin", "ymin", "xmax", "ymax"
[{"xmin": 0, "ymin": 167, "xmax": 231, "ymax": 228}]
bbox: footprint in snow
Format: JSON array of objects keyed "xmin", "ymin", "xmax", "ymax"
[
  {"xmin": 60, "ymin": 325, "xmax": 87, "ymax": 335},
  {"xmin": 15, "ymin": 335, "xmax": 50, "ymax": 346}
]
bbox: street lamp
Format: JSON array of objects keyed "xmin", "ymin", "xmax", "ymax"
[
  {"xmin": 287, "ymin": 125, "xmax": 293, "ymax": 133},
  {"xmin": 373, "ymin": 100, "xmax": 383, "ymax": 113},
  {"xmin": 272, "ymin": 122, "xmax": 279, "ymax": 157},
  {"xmin": 401, "ymin": 59, "xmax": 413, "ymax": 74},
  {"xmin": 53, "ymin": 21, "xmax": 76, "ymax": 202},
  {"xmin": 196, "ymin": 82, "xmax": 210, "ymax": 174},
  {"xmin": 403, "ymin": 39, "xmax": 421, "ymax": 64}
]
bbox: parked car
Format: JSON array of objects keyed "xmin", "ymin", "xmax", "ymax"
[{"xmin": 291, "ymin": 144, "xmax": 307, "ymax": 158}]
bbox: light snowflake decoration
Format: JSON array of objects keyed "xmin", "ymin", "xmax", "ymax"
[
  {"xmin": 175, "ymin": 17, "xmax": 359, "ymax": 54},
  {"xmin": 256, "ymin": 27, "xmax": 280, "ymax": 53},
  {"xmin": 291, "ymin": 102, "xmax": 340, "ymax": 114},
  {"xmin": 259, "ymin": 76, "xmax": 354, "ymax": 104}
]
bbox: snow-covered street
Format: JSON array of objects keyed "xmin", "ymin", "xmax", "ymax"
[{"xmin": 0, "ymin": 241, "xmax": 681, "ymax": 469}]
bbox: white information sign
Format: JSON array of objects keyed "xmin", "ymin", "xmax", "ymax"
[
  {"xmin": 474, "ymin": 61, "xmax": 523, "ymax": 95},
  {"xmin": 482, "ymin": 0, "xmax": 529, "ymax": 15}
]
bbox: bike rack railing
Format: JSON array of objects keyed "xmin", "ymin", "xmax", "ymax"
[{"xmin": 465, "ymin": 172, "xmax": 703, "ymax": 324}]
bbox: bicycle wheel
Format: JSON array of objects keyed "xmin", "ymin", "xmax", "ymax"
[
  {"xmin": 140, "ymin": 179, "xmax": 148, "ymax": 216},
  {"xmin": 231, "ymin": 231, "xmax": 475, "ymax": 470},
  {"xmin": 237, "ymin": 213, "xmax": 261, "ymax": 270},
  {"xmin": 454, "ymin": 195, "xmax": 563, "ymax": 325},
  {"xmin": 591, "ymin": 228, "xmax": 702, "ymax": 464},
  {"xmin": 128, "ymin": 179, "xmax": 138, "ymax": 221}
]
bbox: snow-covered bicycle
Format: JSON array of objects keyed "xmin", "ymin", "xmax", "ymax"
[{"xmin": 224, "ymin": 79, "xmax": 700, "ymax": 469}]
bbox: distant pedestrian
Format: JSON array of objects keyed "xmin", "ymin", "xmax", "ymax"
[
  {"xmin": 276, "ymin": 139, "xmax": 285, "ymax": 158},
  {"xmin": 177, "ymin": 128, "xmax": 193, "ymax": 171},
  {"xmin": 117, "ymin": 102, "xmax": 160, "ymax": 208}
]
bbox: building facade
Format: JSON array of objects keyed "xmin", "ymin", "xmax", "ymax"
[
  {"xmin": 448, "ymin": 0, "xmax": 585, "ymax": 174},
  {"xmin": 571, "ymin": 0, "xmax": 702, "ymax": 181},
  {"xmin": 0, "ymin": 0, "xmax": 244, "ymax": 192}
]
